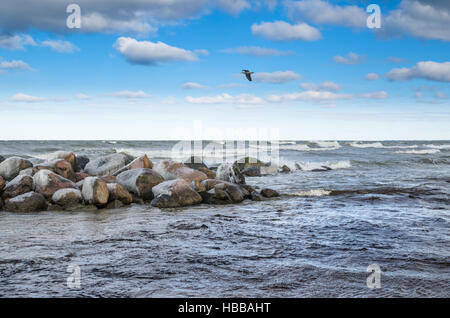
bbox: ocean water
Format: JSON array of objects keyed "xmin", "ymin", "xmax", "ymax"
[{"xmin": 0, "ymin": 140, "xmax": 449, "ymax": 297}]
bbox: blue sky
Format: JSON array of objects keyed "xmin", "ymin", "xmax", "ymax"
[{"xmin": 0, "ymin": 0, "xmax": 449, "ymax": 140}]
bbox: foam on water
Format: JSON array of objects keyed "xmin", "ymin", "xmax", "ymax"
[
  {"xmin": 395, "ymin": 149, "xmax": 441, "ymax": 155},
  {"xmin": 290, "ymin": 189, "xmax": 331, "ymax": 197}
]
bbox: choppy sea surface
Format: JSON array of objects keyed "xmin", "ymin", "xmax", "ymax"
[{"xmin": 0, "ymin": 140, "xmax": 449, "ymax": 297}]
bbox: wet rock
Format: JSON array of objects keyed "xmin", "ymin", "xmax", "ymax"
[
  {"xmin": 0, "ymin": 155, "xmax": 4, "ymax": 164},
  {"xmin": 151, "ymin": 179, "xmax": 202, "ymax": 208},
  {"xmin": 113, "ymin": 155, "xmax": 153, "ymax": 176},
  {"xmin": 84, "ymin": 153, "xmax": 134, "ymax": 176},
  {"xmin": 0, "ymin": 197, "xmax": 3, "ymax": 209},
  {"xmin": 200, "ymin": 179, "xmax": 247, "ymax": 204},
  {"xmin": 234, "ymin": 157, "xmax": 266, "ymax": 171},
  {"xmin": 153, "ymin": 160, "xmax": 207, "ymax": 183},
  {"xmin": 0, "ymin": 176, "xmax": 5, "ymax": 194},
  {"xmin": 279, "ymin": 165, "xmax": 291, "ymax": 173},
  {"xmin": 51, "ymin": 188, "xmax": 83, "ymax": 208},
  {"xmin": 107, "ymin": 183, "xmax": 132, "ymax": 205},
  {"xmin": 4, "ymin": 192, "xmax": 47, "ymax": 212},
  {"xmin": 311, "ymin": 166, "xmax": 332, "ymax": 172},
  {"xmin": 99, "ymin": 175, "xmax": 116, "ymax": 183},
  {"xmin": 216, "ymin": 163, "xmax": 245, "ymax": 184},
  {"xmin": 198, "ymin": 167, "xmax": 216, "ymax": 179},
  {"xmin": 35, "ymin": 159, "xmax": 75, "ymax": 181},
  {"xmin": 33, "ymin": 169, "xmax": 78, "ymax": 199},
  {"xmin": 250, "ymin": 192, "xmax": 264, "ymax": 201},
  {"xmin": 184, "ymin": 156, "xmax": 208, "ymax": 170},
  {"xmin": 1, "ymin": 175, "xmax": 33, "ymax": 202},
  {"xmin": 116, "ymin": 168, "xmax": 164, "ymax": 201},
  {"xmin": 74, "ymin": 155, "xmax": 90, "ymax": 172},
  {"xmin": 260, "ymin": 188, "xmax": 279, "ymax": 198},
  {"xmin": 74, "ymin": 172, "xmax": 89, "ymax": 182},
  {"xmin": 0, "ymin": 157, "xmax": 33, "ymax": 181},
  {"xmin": 46, "ymin": 151, "xmax": 76, "ymax": 170},
  {"xmin": 241, "ymin": 184, "xmax": 257, "ymax": 194},
  {"xmin": 242, "ymin": 166, "xmax": 261, "ymax": 177},
  {"xmin": 81, "ymin": 177, "xmax": 109, "ymax": 206}
]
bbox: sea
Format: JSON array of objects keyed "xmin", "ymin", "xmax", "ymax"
[{"xmin": 0, "ymin": 140, "xmax": 449, "ymax": 297}]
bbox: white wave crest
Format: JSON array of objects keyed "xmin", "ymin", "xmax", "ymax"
[
  {"xmin": 311, "ymin": 141, "xmax": 341, "ymax": 149},
  {"xmin": 291, "ymin": 189, "xmax": 331, "ymax": 197},
  {"xmin": 295, "ymin": 160, "xmax": 351, "ymax": 171},
  {"xmin": 395, "ymin": 149, "xmax": 440, "ymax": 155},
  {"xmin": 426, "ymin": 144, "xmax": 450, "ymax": 150}
]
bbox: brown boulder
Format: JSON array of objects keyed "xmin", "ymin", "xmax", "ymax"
[
  {"xmin": 0, "ymin": 176, "xmax": 5, "ymax": 193},
  {"xmin": 0, "ymin": 157, "xmax": 33, "ymax": 181},
  {"xmin": 74, "ymin": 172, "xmax": 89, "ymax": 182},
  {"xmin": 116, "ymin": 168, "xmax": 164, "ymax": 200},
  {"xmin": 52, "ymin": 188, "xmax": 83, "ymax": 208},
  {"xmin": 260, "ymin": 188, "xmax": 280, "ymax": 198},
  {"xmin": 151, "ymin": 179, "xmax": 202, "ymax": 208},
  {"xmin": 1, "ymin": 175, "xmax": 33, "ymax": 202},
  {"xmin": 4, "ymin": 192, "xmax": 48, "ymax": 212},
  {"xmin": 33, "ymin": 169, "xmax": 78, "ymax": 199},
  {"xmin": 81, "ymin": 177, "xmax": 109, "ymax": 206},
  {"xmin": 113, "ymin": 155, "xmax": 153, "ymax": 176},
  {"xmin": 153, "ymin": 160, "xmax": 207, "ymax": 183},
  {"xmin": 107, "ymin": 183, "xmax": 132, "ymax": 205}
]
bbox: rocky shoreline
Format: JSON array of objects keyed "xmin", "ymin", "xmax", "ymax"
[{"xmin": 0, "ymin": 152, "xmax": 283, "ymax": 212}]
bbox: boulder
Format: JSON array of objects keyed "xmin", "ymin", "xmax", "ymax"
[
  {"xmin": 200, "ymin": 179, "xmax": 247, "ymax": 204},
  {"xmin": 33, "ymin": 169, "xmax": 78, "ymax": 199},
  {"xmin": 242, "ymin": 166, "xmax": 261, "ymax": 177},
  {"xmin": 112, "ymin": 155, "xmax": 153, "ymax": 176},
  {"xmin": 35, "ymin": 159, "xmax": 75, "ymax": 181},
  {"xmin": 198, "ymin": 167, "xmax": 216, "ymax": 179},
  {"xmin": 4, "ymin": 192, "xmax": 47, "ymax": 212},
  {"xmin": 151, "ymin": 179, "xmax": 202, "ymax": 208},
  {"xmin": 46, "ymin": 151, "xmax": 76, "ymax": 170},
  {"xmin": 153, "ymin": 160, "xmax": 208, "ymax": 183},
  {"xmin": 0, "ymin": 197, "xmax": 3, "ymax": 209},
  {"xmin": 74, "ymin": 155, "xmax": 90, "ymax": 172},
  {"xmin": 51, "ymin": 188, "xmax": 83, "ymax": 208},
  {"xmin": 279, "ymin": 165, "xmax": 291, "ymax": 173},
  {"xmin": 0, "ymin": 157, "xmax": 33, "ymax": 181},
  {"xmin": 260, "ymin": 188, "xmax": 280, "ymax": 198},
  {"xmin": 84, "ymin": 153, "xmax": 134, "ymax": 176},
  {"xmin": 250, "ymin": 192, "xmax": 264, "ymax": 201},
  {"xmin": 0, "ymin": 155, "xmax": 4, "ymax": 164},
  {"xmin": 74, "ymin": 172, "xmax": 89, "ymax": 182},
  {"xmin": 0, "ymin": 176, "xmax": 5, "ymax": 193},
  {"xmin": 99, "ymin": 175, "xmax": 116, "ymax": 183},
  {"xmin": 184, "ymin": 156, "xmax": 208, "ymax": 170},
  {"xmin": 116, "ymin": 168, "xmax": 164, "ymax": 200},
  {"xmin": 81, "ymin": 177, "xmax": 109, "ymax": 206},
  {"xmin": 234, "ymin": 157, "xmax": 266, "ymax": 171},
  {"xmin": 216, "ymin": 163, "xmax": 245, "ymax": 184},
  {"xmin": 1, "ymin": 175, "xmax": 33, "ymax": 202},
  {"xmin": 107, "ymin": 183, "xmax": 132, "ymax": 205}
]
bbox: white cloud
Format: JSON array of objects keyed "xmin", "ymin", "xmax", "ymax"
[
  {"xmin": 286, "ymin": 0, "xmax": 366, "ymax": 28},
  {"xmin": 365, "ymin": 73, "xmax": 379, "ymax": 81},
  {"xmin": 9, "ymin": 93, "xmax": 45, "ymax": 102},
  {"xmin": 360, "ymin": 91, "xmax": 388, "ymax": 99},
  {"xmin": 383, "ymin": 0, "xmax": 450, "ymax": 41},
  {"xmin": 0, "ymin": 59, "xmax": 31, "ymax": 70},
  {"xmin": 0, "ymin": 34, "xmax": 36, "ymax": 50},
  {"xmin": 186, "ymin": 93, "xmax": 265, "ymax": 104},
  {"xmin": 216, "ymin": 0, "xmax": 250, "ymax": 15},
  {"xmin": 251, "ymin": 21, "xmax": 321, "ymax": 41},
  {"xmin": 182, "ymin": 82, "xmax": 208, "ymax": 89},
  {"xmin": 114, "ymin": 37, "xmax": 198, "ymax": 65},
  {"xmin": 386, "ymin": 61, "xmax": 450, "ymax": 82},
  {"xmin": 266, "ymin": 90, "xmax": 353, "ymax": 102},
  {"xmin": 75, "ymin": 93, "xmax": 91, "ymax": 100},
  {"xmin": 253, "ymin": 70, "xmax": 301, "ymax": 83},
  {"xmin": 333, "ymin": 52, "xmax": 365, "ymax": 65},
  {"xmin": 41, "ymin": 40, "xmax": 79, "ymax": 53},
  {"xmin": 299, "ymin": 81, "xmax": 341, "ymax": 91},
  {"xmin": 221, "ymin": 46, "xmax": 294, "ymax": 56},
  {"xmin": 107, "ymin": 90, "xmax": 151, "ymax": 99}
]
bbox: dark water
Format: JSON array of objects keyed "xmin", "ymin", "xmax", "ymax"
[{"xmin": 0, "ymin": 140, "xmax": 449, "ymax": 297}]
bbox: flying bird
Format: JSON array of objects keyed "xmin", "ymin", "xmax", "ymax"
[{"xmin": 241, "ymin": 70, "xmax": 254, "ymax": 82}]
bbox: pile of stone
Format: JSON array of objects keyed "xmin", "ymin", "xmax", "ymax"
[{"xmin": 0, "ymin": 152, "xmax": 280, "ymax": 212}]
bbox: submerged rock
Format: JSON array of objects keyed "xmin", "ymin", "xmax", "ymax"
[
  {"xmin": 153, "ymin": 160, "xmax": 208, "ymax": 183},
  {"xmin": 260, "ymin": 188, "xmax": 279, "ymax": 198},
  {"xmin": 200, "ymin": 179, "xmax": 247, "ymax": 204},
  {"xmin": 107, "ymin": 183, "xmax": 132, "ymax": 205},
  {"xmin": 84, "ymin": 153, "xmax": 134, "ymax": 176},
  {"xmin": 113, "ymin": 155, "xmax": 153, "ymax": 176},
  {"xmin": 4, "ymin": 192, "xmax": 47, "ymax": 212},
  {"xmin": 0, "ymin": 157, "xmax": 33, "ymax": 181},
  {"xmin": 81, "ymin": 177, "xmax": 109, "ymax": 206},
  {"xmin": 52, "ymin": 188, "xmax": 83, "ymax": 208},
  {"xmin": 33, "ymin": 169, "xmax": 78, "ymax": 199},
  {"xmin": 151, "ymin": 179, "xmax": 202, "ymax": 208},
  {"xmin": 279, "ymin": 165, "xmax": 291, "ymax": 173},
  {"xmin": 216, "ymin": 163, "xmax": 245, "ymax": 184},
  {"xmin": 1, "ymin": 175, "xmax": 33, "ymax": 202},
  {"xmin": 116, "ymin": 168, "xmax": 164, "ymax": 200}
]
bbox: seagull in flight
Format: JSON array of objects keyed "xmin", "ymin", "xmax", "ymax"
[{"xmin": 241, "ymin": 69, "xmax": 254, "ymax": 82}]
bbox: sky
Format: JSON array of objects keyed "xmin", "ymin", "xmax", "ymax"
[{"xmin": 0, "ymin": 0, "xmax": 449, "ymax": 140}]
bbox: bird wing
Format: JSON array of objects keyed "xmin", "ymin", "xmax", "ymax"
[{"xmin": 246, "ymin": 73, "xmax": 252, "ymax": 81}]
